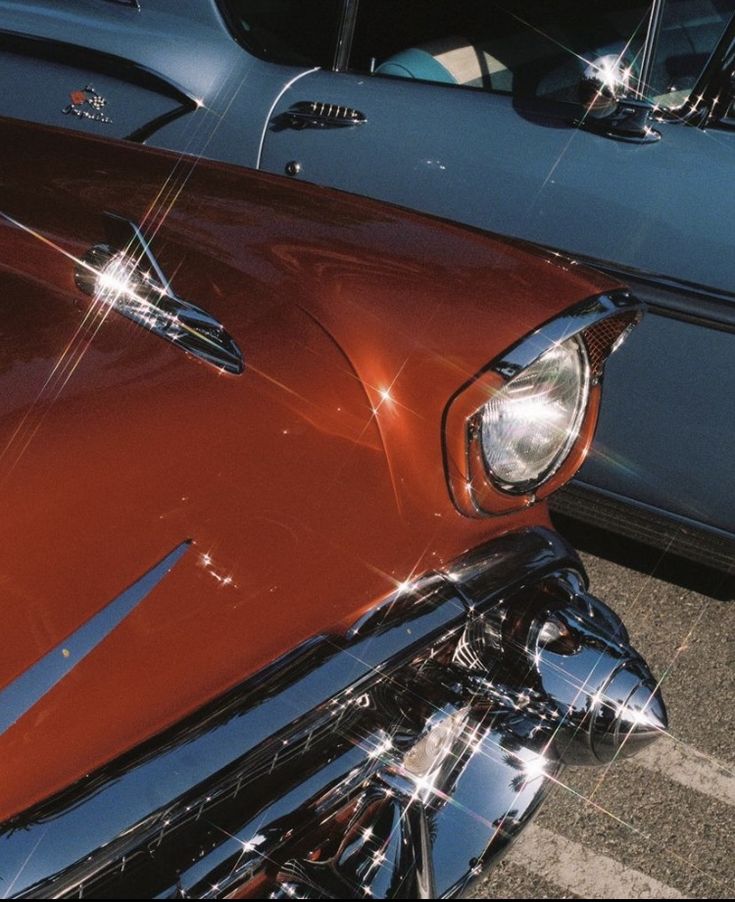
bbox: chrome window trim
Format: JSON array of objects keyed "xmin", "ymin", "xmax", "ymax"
[
  {"xmin": 333, "ymin": 0, "xmax": 360, "ymax": 72},
  {"xmin": 653, "ymin": 5, "xmax": 735, "ymax": 126},
  {"xmin": 637, "ymin": 0, "xmax": 666, "ymax": 103}
]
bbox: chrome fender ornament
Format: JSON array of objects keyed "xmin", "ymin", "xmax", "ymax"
[{"xmin": 75, "ymin": 213, "xmax": 243, "ymax": 374}]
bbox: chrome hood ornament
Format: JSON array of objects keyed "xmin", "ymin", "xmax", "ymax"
[{"xmin": 75, "ymin": 214, "xmax": 243, "ymax": 374}]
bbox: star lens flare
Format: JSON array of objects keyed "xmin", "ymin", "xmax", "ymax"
[
  {"xmin": 74, "ymin": 214, "xmax": 243, "ymax": 373},
  {"xmin": 95, "ymin": 252, "xmax": 143, "ymax": 301}
]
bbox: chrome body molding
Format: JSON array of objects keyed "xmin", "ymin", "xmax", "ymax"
[
  {"xmin": 0, "ymin": 542, "xmax": 190, "ymax": 737},
  {"xmin": 489, "ymin": 289, "xmax": 641, "ymax": 381},
  {"xmin": 600, "ymin": 271, "xmax": 735, "ymax": 334},
  {"xmin": 0, "ymin": 528, "xmax": 666, "ymax": 899},
  {"xmin": 546, "ymin": 249, "xmax": 735, "ymax": 334},
  {"xmin": 551, "ymin": 481, "xmax": 735, "ymax": 575},
  {"xmin": 75, "ymin": 213, "xmax": 243, "ymax": 374}
]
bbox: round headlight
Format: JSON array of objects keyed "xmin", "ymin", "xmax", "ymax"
[{"xmin": 480, "ymin": 336, "xmax": 590, "ymax": 493}]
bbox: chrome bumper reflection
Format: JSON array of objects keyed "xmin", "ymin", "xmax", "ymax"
[{"xmin": 0, "ymin": 528, "xmax": 665, "ymax": 899}]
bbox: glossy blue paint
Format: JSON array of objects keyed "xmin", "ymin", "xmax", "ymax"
[
  {"xmin": 583, "ymin": 314, "xmax": 735, "ymax": 526},
  {"xmin": 0, "ymin": 0, "xmax": 733, "ymax": 556},
  {"xmin": 0, "ymin": 0, "xmax": 306, "ymax": 159},
  {"xmin": 258, "ymin": 70, "xmax": 735, "ymax": 292}
]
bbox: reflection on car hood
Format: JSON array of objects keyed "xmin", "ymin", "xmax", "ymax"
[{"xmin": 0, "ymin": 117, "xmax": 619, "ymax": 820}]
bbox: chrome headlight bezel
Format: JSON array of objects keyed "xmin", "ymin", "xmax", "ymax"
[{"xmin": 443, "ymin": 290, "xmax": 642, "ymax": 517}]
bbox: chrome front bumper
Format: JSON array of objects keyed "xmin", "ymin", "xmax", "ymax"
[{"xmin": 0, "ymin": 528, "xmax": 666, "ymax": 899}]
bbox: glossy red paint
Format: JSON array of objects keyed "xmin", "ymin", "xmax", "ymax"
[{"xmin": 0, "ymin": 118, "xmax": 619, "ymax": 821}]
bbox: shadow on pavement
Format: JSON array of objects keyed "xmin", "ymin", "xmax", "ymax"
[{"xmin": 551, "ymin": 512, "xmax": 735, "ymax": 602}]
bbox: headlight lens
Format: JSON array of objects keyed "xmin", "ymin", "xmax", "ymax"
[{"xmin": 480, "ymin": 336, "xmax": 590, "ymax": 492}]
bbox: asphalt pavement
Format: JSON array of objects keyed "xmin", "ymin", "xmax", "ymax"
[{"xmin": 470, "ymin": 516, "xmax": 735, "ymax": 900}]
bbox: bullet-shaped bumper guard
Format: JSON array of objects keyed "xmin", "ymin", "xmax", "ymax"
[{"xmin": 0, "ymin": 527, "xmax": 665, "ymax": 899}]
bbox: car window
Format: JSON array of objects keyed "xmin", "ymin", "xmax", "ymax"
[
  {"xmin": 217, "ymin": 0, "xmax": 343, "ymax": 67},
  {"xmin": 351, "ymin": 1, "xmax": 733, "ymax": 111},
  {"xmin": 353, "ymin": 1, "xmax": 653, "ymax": 102},
  {"xmin": 649, "ymin": 1, "xmax": 734, "ymax": 109}
]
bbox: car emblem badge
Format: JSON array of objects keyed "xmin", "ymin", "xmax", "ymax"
[{"xmin": 62, "ymin": 84, "xmax": 112, "ymax": 123}]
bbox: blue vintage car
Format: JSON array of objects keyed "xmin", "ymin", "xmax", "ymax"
[{"xmin": 1, "ymin": 0, "xmax": 734, "ymax": 569}]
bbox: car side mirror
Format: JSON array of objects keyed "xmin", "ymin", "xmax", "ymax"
[{"xmin": 577, "ymin": 54, "xmax": 661, "ymax": 144}]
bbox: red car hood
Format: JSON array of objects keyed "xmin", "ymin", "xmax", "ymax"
[{"xmin": 0, "ymin": 119, "xmax": 617, "ymax": 819}]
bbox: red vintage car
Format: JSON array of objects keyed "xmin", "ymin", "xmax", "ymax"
[{"xmin": 0, "ymin": 118, "xmax": 664, "ymax": 899}]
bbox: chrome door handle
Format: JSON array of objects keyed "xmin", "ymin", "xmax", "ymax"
[{"xmin": 281, "ymin": 101, "xmax": 367, "ymax": 129}]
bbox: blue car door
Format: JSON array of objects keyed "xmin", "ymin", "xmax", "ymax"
[
  {"xmin": 258, "ymin": 0, "xmax": 735, "ymax": 543},
  {"xmin": 0, "ymin": 0, "xmax": 320, "ymax": 167}
]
